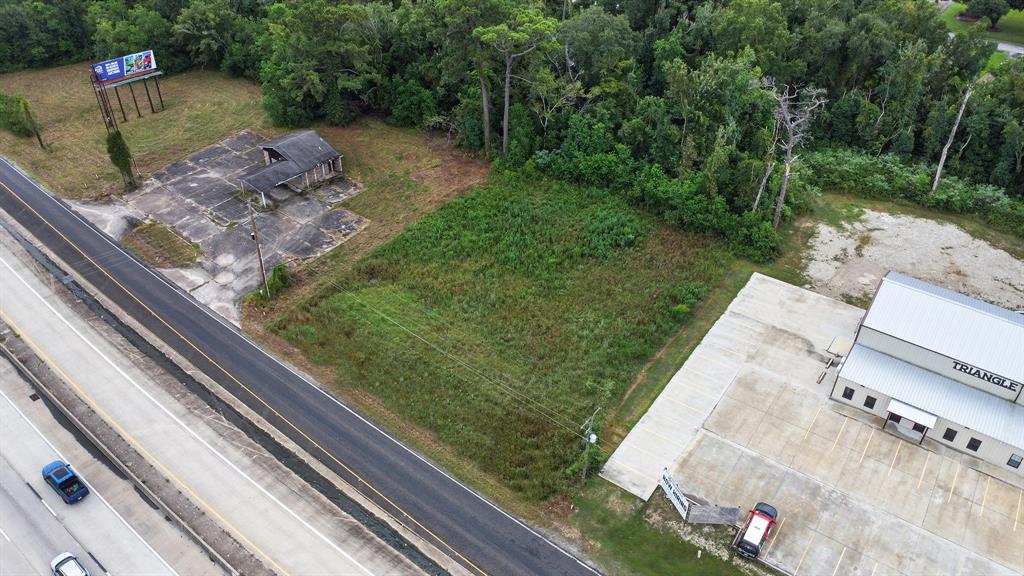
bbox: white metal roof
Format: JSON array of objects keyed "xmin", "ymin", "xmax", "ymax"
[
  {"xmin": 840, "ymin": 344, "xmax": 1024, "ymax": 448},
  {"xmin": 887, "ymin": 399, "xmax": 937, "ymax": 429},
  {"xmin": 742, "ymin": 515, "xmax": 771, "ymax": 544},
  {"xmin": 862, "ymin": 272, "xmax": 1024, "ymax": 383}
]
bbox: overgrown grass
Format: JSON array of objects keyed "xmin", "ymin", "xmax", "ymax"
[
  {"xmin": 121, "ymin": 220, "xmax": 200, "ymax": 268},
  {"xmin": 0, "ymin": 63, "xmax": 281, "ymax": 200},
  {"xmin": 943, "ymin": 3, "xmax": 1024, "ymax": 45},
  {"xmin": 268, "ymin": 173, "xmax": 733, "ymax": 499}
]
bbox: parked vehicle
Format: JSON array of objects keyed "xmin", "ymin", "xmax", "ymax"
[
  {"xmin": 50, "ymin": 553, "xmax": 90, "ymax": 576},
  {"xmin": 41, "ymin": 461, "xmax": 89, "ymax": 504},
  {"xmin": 735, "ymin": 502, "xmax": 778, "ymax": 560}
]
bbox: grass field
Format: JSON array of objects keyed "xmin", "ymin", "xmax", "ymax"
[
  {"xmin": 0, "ymin": 63, "xmax": 280, "ymax": 200},
  {"xmin": 943, "ymin": 3, "xmax": 1024, "ymax": 46},
  {"xmin": 266, "ymin": 174, "xmax": 734, "ymax": 500}
]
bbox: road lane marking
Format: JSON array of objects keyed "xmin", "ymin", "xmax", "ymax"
[
  {"xmin": 0, "ymin": 526, "xmax": 9, "ymax": 541},
  {"xmin": 870, "ymin": 561, "xmax": 878, "ymax": 576},
  {"xmin": 1, "ymin": 259, "xmax": 377, "ymax": 576},
  {"xmin": 859, "ymin": 428, "xmax": 874, "ymax": 464},
  {"xmin": 831, "ymin": 546, "xmax": 846, "ymax": 576},
  {"xmin": 829, "ymin": 417, "xmax": 848, "ymax": 454},
  {"xmin": 765, "ymin": 516, "xmax": 785, "ymax": 555},
  {"xmin": 802, "ymin": 407, "xmax": 821, "ymax": 441},
  {"xmin": 0, "ymin": 169, "xmax": 508, "ymax": 576},
  {"xmin": 40, "ymin": 498, "xmax": 57, "ymax": 518},
  {"xmin": 0, "ymin": 389, "xmax": 178, "ymax": 576},
  {"xmin": 948, "ymin": 459, "xmax": 961, "ymax": 503},
  {"xmin": 794, "ymin": 533, "xmax": 815, "ymax": 575},
  {"xmin": 917, "ymin": 451, "xmax": 930, "ymax": 490},
  {"xmin": 887, "ymin": 440, "xmax": 902, "ymax": 477}
]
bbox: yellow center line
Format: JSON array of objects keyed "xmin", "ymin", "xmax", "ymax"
[
  {"xmin": 0, "ymin": 311, "xmax": 292, "ymax": 576},
  {"xmin": 831, "ymin": 546, "xmax": 847, "ymax": 576},
  {"xmin": 802, "ymin": 407, "xmax": 821, "ymax": 441},
  {"xmin": 948, "ymin": 459, "xmax": 961, "ymax": 503},
  {"xmin": 829, "ymin": 417, "xmax": 848, "ymax": 454},
  {"xmin": 917, "ymin": 451, "xmax": 931, "ymax": 490},
  {"xmin": 765, "ymin": 516, "xmax": 786, "ymax": 555},
  {"xmin": 859, "ymin": 428, "xmax": 875, "ymax": 464},
  {"xmin": 0, "ymin": 180, "xmax": 490, "ymax": 575},
  {"xmin": 887, "ymin": 440, "xmax": 903, "ymax": 477},
  {"xmin": 794, "ymin": 533, "xmax": 815, "ymax": 576}
]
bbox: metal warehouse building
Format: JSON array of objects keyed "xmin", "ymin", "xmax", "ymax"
[{"xmin": 832, "ymin": 272, "xmax": 1024, "ymax": 475}]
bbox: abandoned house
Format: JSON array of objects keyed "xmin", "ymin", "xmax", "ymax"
[{"xmin": 242, "ymin": 130, "xmax": 342, "ymax": 203}]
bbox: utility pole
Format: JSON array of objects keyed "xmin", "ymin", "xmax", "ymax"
[
  {"xmin": 248, "ymin": 202, "xmax": 270, "ymax": 298},
  {"xmin": 580, "ymin": 408, "xmax": 600, "ymax": 481}
]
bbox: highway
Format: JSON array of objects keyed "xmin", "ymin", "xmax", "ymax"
[
  {"xmin": 0, "ymin": 371, "xmax": 177, "ymax": 576},
  {"xmin": 0, "ymin": 157, "xmax": 597, "ymax": 576}
]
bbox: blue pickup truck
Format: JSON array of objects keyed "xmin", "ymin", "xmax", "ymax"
[{"xmin": 41, "ymin": 461, "xmax": 89, "ymax": 504}]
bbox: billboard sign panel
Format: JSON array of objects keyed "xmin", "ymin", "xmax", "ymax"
[
  {"xmin": 92, "ymin": 50, "xmax": 157, "ymax": 83},
  {"xmin": 660, "ymin": 468, "xmax": 690, "ymax": 520}
]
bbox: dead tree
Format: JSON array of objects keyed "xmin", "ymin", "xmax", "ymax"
[
  {"xmin": 932, "ymin": 81, "xmax": 975, "ymax": 193},
  {"xmin": 752, "ymin": 116, "xmax": 780, "ymax": 211},
  {"xmin": 765, "ymin": 79, "xmax": 827, "ymax": 229}
]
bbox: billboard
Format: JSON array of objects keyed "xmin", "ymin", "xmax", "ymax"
[{"xmin": 92, "ymin": 50, "xmax": 157, "ymax": 83}]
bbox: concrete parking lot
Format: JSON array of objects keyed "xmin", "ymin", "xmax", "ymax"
[{"xmin": 606, "ymin": 273, "xmax": 1024, "ymax": 576}]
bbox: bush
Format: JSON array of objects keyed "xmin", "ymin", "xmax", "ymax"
[
  {"xmin": 578, "ymin": 206, "xmax": 650, "ymax": 258},
  {"xmin": 0, "ymin": 91, "xmax": 32, "ymax": 137},
  {"xmin": 388, "ymin": 76, "xmax": 437, "ymax": 127},
  {"xmin": 802, "ymin": 149, "xmax": 1024, "ymax": 238}
]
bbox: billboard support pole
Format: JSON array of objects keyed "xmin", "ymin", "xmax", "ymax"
[
  {"xmin": 142, "ymin": 78, "xmax": 156, "ymax": 113},
  {"xmin": 154, "ymin": 76, "xmax": 165, "ymax": 110},
  {"xmin": 128, "ymin": 83, "xmax": 142, "ymax": 118},
  {"xmin": 113, "ymin": 86, "xmax": 127, "ymax": 123}
]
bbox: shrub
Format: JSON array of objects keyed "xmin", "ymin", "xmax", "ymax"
[
  {"xmin": 0, "ymin": 91, "xmax": 32, "ymax": 137},
  {"xmin": 578, "ymin": 206, "xmax": 650, "ymax": 258}
]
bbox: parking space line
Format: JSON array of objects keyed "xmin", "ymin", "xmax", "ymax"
[
  {"xmin": 794, "ymin": 533, "xmax": 815, "ymax": 575},
  {"xmin": 831, "ymin": 546, "xmax": 847, "ymax": 576},
  {"xmin": 829, "ymin": 417, "xmax": 848, "ymax": 454},
  {"xmin": 887, "ymin": 440, "xmax": 902, "ymax": 477},
  {"xmin": 859, "ymin": 428, "xmax": 874, "ymax": 464},
  {"xmin": 870, "ymin": 561, "xmax": 878, "ymax": 576},
  {"xmin": 1015, "ymin": 489, "xmax": 1021, "ymax": 531},
  {"xmin": 948, "ymin": 459, "xmax": 961, "ymax": 503},
  {"xmin": 0, "ymin": 526, "xmax": 9, "ymax": 542},
  {"xmin": 802, "ymin": 407, "xmax": 821, "ymax": 441},
  {"xmin": 917, "ymin": 451, "xmax": 930, "ymax": 489},
  {"xmin": 766, "ymin": 516, "xmax": 785, "ymax": 555},
  {"xmin": 980, "ymin": 476, "xmax": 991, "ymax": 516}
]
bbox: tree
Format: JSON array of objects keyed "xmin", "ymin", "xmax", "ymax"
[
  {"xmin": 557, "ymin": 6, "xmax": 636, "ymax": 89},
  {"xmin": 20, "ymin": 98, "xmax": 44, "ymax": 150},
  {"xmin": 475, "ymin": 6, "xmax": 557, "ymax": 155},
  {"xmin": 174, "ymin": 0, "xmax": 235, "ymax": 67},
  {"xmin": 966, "ymin": 0, "xmax": 1011, "ymax": 30},
  {"xmin": 526, "ymin": 49, "xmax": 583, "ymax": 146},
  {"xmin": 106, "ymin": 130, "xmax": 135, "ymax": 188},
  {"xmin": 933, "ymin": 81, "xmax": 975, "ymax": 192},
  {"xmin": 765, "ymin": 80, "xmax": 826, "ymax": 228}
]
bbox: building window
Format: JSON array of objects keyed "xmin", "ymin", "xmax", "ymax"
[
  {"xmin": 842, "ymin": 387, "xmax": 854, "ymax": 400},
  {"xmin": 863, "ymin": 396, "xmax": 876, "ymax": 409},
  {"xmin": 912, "ymin": 422, "xmax": 926, "ymax": 433},
  {"xmin": 888, "ymin": 413, "xmax": 902, "ymax": 424},
  {"xmin": 1009, "ymin": 454, "xmax": 1022, "ymax": 469},
  {"xmin": 967, "ymin": 438, "xmax": 982, "ymax": 452},
  {"xmin": 942, "ymin": 428, "xmax": 957, "ymax": 442}
]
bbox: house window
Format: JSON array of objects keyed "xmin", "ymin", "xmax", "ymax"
[
  {"xmin": 967, "ymin": 437, "xmax": 982, "ymax": 452},
  {"xmin": 1009, "ymin": 454, "xmax": 1023, "ymax": 469},
  {"xmin": 912, "ymin": 422, "xmax": 926, "ymax": 433},
  {"xmin": 942, "ymin": 428, "xmax": 957, "ymax": 442},
  {"xmin": 842, "ymin": 387, "xmax": 855, "ymax": 400},
  {"xmin": 863, "ymin": 396, "xmax": 876, "ymax": 409},
  {"xmin": 888, "ymin": 413, "xmax": 902, "ymax": 424}
]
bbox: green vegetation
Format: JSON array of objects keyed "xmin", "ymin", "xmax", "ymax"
[
  {"xmin": 0, "ymin": 90, "xmax": 31, "ymax": 137},
  {"xmin": 270, "ymin": 173, "xmax": 733, "ymax": 499},
  {"xmin": 944, "ymin": 3, "xmax": 1024, "ymax": 44},
  {"xmin": 121, "ymin": 220, "xmax": 200, "ymax": 268},
  {"xmin": 105, "ymin": 130, "xmax": 134, "ymax": 187}
]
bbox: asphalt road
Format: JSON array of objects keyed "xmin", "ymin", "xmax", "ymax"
[
  {"xmin": 0, "ymin": 158, "xmax": 598, "ymax": 576},
  {"xmin": 0, "ymin": 373, "xmax": 176, "ymax": 576}
]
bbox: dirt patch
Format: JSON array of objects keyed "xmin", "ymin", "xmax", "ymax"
[
  {"xmin": 806, "ymin": 208, "xmax": 1024, "ymax": 309},
  {"xmin": 122, "ymin": 220, "xmax": 201, "ymax": 268}
]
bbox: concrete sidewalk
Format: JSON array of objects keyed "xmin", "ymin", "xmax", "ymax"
[{"xmin": 0, "ymin": 237, "xmax": 422, "ymax": 576}]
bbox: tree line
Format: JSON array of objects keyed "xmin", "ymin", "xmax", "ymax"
[{"xmin": 2, "ymin": 0, "xmax": 1022, "ymax": 257}]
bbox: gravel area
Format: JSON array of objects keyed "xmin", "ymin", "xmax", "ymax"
[{"xmin": 806, "ymin": 209, "xmax": 1024, "ymax": 309}]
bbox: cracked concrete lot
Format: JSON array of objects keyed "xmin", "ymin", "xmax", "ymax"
[{"xmin": 69, "ymin": 130, "xmax": 367, "ymax": 324}]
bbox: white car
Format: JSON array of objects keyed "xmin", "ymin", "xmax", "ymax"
[{"xmin": 50, "ymin": 553, "xmax": 89, "ymax": 576}]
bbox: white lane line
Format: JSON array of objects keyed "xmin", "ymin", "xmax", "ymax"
[
  {"xmin": 2, "ymin": 157, "xmax": 598, "ymax": 574},
  {"xmin": 39, "ymin": 498, "xmax": 57, "ymax": 518},
  {"xmin": 0, "ymin": 255, "xmax": 374, "ymax": 576},
  {"xmin": 0, "ymin": 526, "xmax": 9, "ymax": 541},
  {"xmin": 0, "ymin": 387, "xmax": 179, "ymax": 576}
]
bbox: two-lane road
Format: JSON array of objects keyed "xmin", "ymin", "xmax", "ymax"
[{"xmin": 0, "ymin": 158, "xmax": 597, "ymax": 576}]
